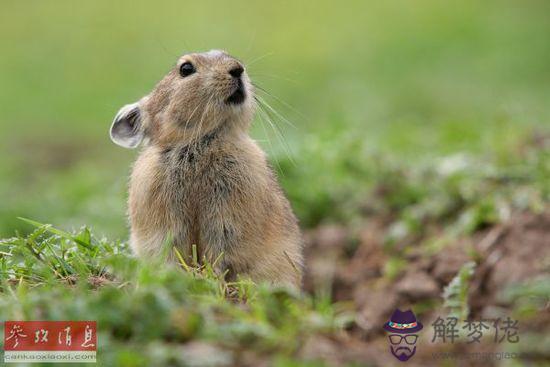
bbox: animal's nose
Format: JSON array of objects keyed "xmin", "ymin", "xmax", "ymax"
[{"xmin": 229, "ymin": 66, "xmax": 244, "ymax": 78}]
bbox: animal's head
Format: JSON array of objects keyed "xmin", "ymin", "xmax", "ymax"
[{"xmin": 110, "ymin": 50, "xmax": 254, "ymax": 148}]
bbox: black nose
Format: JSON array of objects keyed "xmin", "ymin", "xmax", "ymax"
[{"xmin": 229, "ymin": 66, "xmax": 244, "ymax": 78}]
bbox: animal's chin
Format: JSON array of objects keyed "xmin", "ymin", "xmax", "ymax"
[{"xmin": 226, "ymin": 82, "xmax": 246, "ymax": 105}]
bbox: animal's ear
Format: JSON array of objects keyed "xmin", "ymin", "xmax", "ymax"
[{"xmin": 110, "ymin": 102, "xmax": 143, "ymax": 148}]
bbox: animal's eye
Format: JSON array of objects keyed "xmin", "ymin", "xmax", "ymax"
[{"xmin": 179, "ymin": 62, "xmax": 195, "ymax": 77}]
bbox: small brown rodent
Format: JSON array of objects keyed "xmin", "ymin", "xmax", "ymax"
[{"xmin": 110, "ymin": 50, "xmax": 303, "ymax": 288}]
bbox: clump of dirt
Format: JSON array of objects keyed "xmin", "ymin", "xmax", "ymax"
[
  {"xmin": 301, "ymin": 210, "xmax": 550, "ymax": 366},
  {"xmin": 469, "ymin": 212, "xmax": 550, "ymax": 316}
]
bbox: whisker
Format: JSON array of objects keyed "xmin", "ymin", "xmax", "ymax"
[
  {"xmin": 244, "ymin": 30, "xmax": 257, "ymax": 57},
  {"xmin": 246, "ymin": 52, "xmax": 274, "ymax": 67},
  {"xmin": 248, "ymin": 73, "xmax": 299, "ymax": 85},
  {"xmin": 181, "ymin": 91, "xmax": 216, "ymax": 174},
  {"xmin": 180, "ymin": 101, "xmax": 203, "ymax": 176},
  {"xmin": 254, "ymin": 96, "xmax": 296, "ymax": 146},
  {"xmin": 254, "ymin": 99, "xmax": 286, "ymax": 176},
  {"xmin": 192, "ymin": 92, "xmax": 216, "ymax": 150},
  {"xmin": 252, "ymin": 83, "xmax": 306, "ymax": 121},
  {"xmin": 255, "ymin": 98, "xmax": 296, "ymax": 167},
  {"xmin": 255, "ymin": 94, "xmax": 298, "ymax": 129}
]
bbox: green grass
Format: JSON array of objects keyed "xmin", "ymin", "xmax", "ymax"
[
  {"xmin": 1, "ymin": 220, "xmax": 348, "ymax": 366},
  {"xmin": 0, "ymin": 138, "xmax": 546, "ymax": 364}
]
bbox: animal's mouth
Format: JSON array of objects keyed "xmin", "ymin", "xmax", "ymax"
[{"xmin": 226, "ymin": 80, "xmax": 246, "ymax": 105}]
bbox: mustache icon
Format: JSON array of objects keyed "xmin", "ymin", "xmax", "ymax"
[
  {"xmin": 390, "ymin": 345, "xmax": 417, "ymax": 361},
  {"xmin": 394, "ymin": 346, "xmax": 413, "ymax": 355}
]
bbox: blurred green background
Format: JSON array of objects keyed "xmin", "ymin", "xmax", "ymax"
[{"xmin": 1, "ymin": 0, "xmax": 549, "ymax": 238}]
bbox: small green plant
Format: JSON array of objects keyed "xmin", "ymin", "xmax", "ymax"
[
  {"xmin": 442, "ymin": 261, "xmax": 476, "ymax": 320},
  {"xmin": 0, "ymin": 219, "xmax": 344, "ymax": 366}
]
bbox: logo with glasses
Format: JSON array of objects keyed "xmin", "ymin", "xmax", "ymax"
[{"xmin": 383, "ymin": 309, "xmax": 423, "ymax": 362}]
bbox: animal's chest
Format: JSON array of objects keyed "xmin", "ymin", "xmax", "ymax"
[{"xmin": 161, "ymin": 144, "xmax": 240, "ymax": 212}]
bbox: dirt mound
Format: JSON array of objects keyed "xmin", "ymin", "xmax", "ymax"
[{"xmin": 302, "ymin": 210, "xmax": 550, "ymax": 366}]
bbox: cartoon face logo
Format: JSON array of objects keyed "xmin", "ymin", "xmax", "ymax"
[{"xmin": 383, "ymin": 309, "xmax": 423, "ymax": 362}]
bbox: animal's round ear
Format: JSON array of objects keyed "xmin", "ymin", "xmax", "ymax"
[{"xmin": 110, "ymin": 102, "xmax": 144, "ymax": 148}]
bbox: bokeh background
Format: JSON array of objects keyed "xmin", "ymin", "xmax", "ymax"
[
  {"xmin": 1, "ymin": 0, "xmax": 548, "ymax": 238},
  {"xmin": 1, "ymin": 2, "xmax": 549, "ymax": 365}
]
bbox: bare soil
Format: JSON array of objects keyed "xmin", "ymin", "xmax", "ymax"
[{"xmin": 301, "ymin": 210, "xmax": 550, "ymax": 366}]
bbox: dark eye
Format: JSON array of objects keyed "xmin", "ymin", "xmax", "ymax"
[{"xmin": 179, "ymin": 62, "xmax": 195, "ymax": 77}]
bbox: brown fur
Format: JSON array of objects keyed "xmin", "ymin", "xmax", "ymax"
[{"xmin": 112, "ymin": 50, "xmax": 303, "ymax": 288}]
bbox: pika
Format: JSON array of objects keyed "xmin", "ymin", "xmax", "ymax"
[{"xmin": 110, "ymin": 50, "xmax": 303, "ymax": 288}]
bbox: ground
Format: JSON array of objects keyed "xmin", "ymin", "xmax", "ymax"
[
  {"xmin": 1, "ymin": 135, "xmax": 548, "ymax": 366},
  {"xmin": 302, "ymin": 210, "xmax": 549, "ymax": 366}
]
